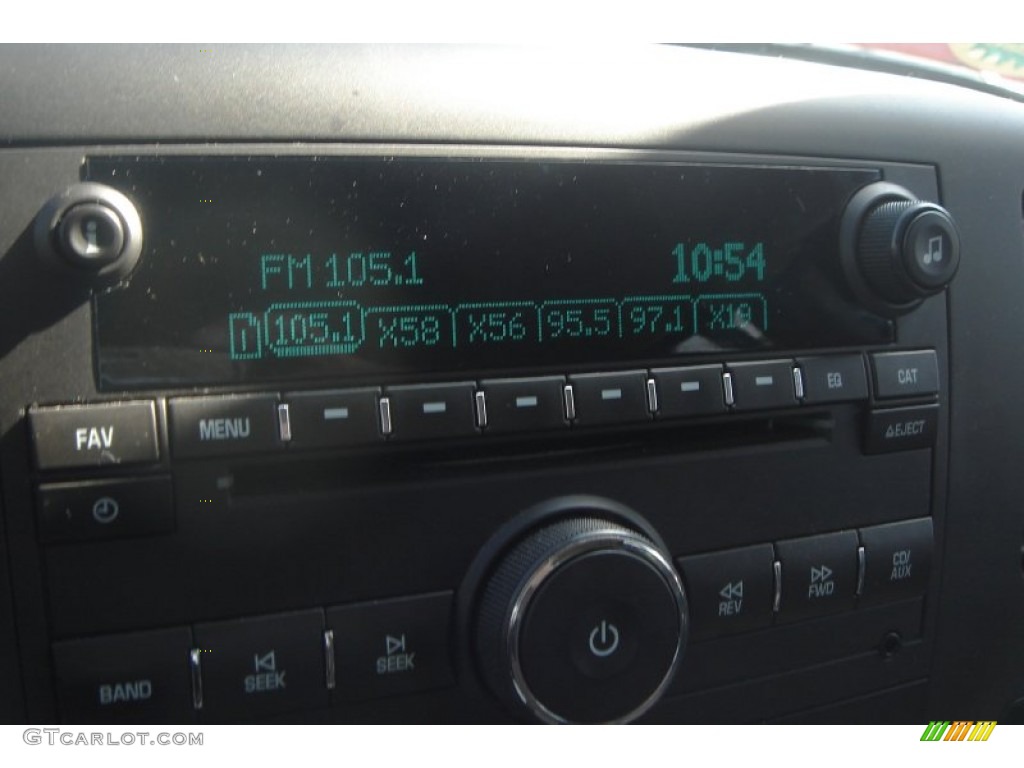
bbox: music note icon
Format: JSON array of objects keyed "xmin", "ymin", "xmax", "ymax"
[{"xmin": 923, "ymin": 235, "xmax": 943, "ymax": 265}]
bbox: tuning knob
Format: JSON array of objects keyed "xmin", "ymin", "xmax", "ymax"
[
  {"xmin": 840, "ymin": 182, "xmax": 960, "ymax": 315},
  {"xmin": 34, "ymin": 182, "xmax": 144, "ymax": 285},
  {"xmin": 475, "ymin": 514, "xmax": 687, "ymax": 723}
]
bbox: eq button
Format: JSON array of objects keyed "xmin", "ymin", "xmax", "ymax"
[{"xmin": 797, "ymin": 355, "xmax": 869, "ymax": 404}]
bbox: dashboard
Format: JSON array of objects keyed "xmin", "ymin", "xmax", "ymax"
[{"xmin": 1, "ymin": 44, "xmax": 1023, "ymax": 724}]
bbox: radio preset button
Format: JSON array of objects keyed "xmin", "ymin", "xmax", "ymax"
[
  {"xmin": 650, "ymin": 365, "xmax": 727, "ymax": 418},
  {"xmin": 52, "ymin": 627, "xmax": 195, "ymax": 723},
  {"xmin": 479, "ymin": 377, "xmax": 567, "ymax": 434},
  {"xmin": 283, "ymin": 388, "xmax": 381, "ymax": 449},
  {"xmin": 797, "ymin": 355, "xmax": 869, "ymax": 404},
  {"xmin": 859, "ymin": 518, "xmax": 933, "ymax": 605},
  {"xmin": 726, "ymin": 360, "xmax": 798, "ymax": 411},
  {"xmin": 36, "ymin": 475, "xmax": 174, "ymax": 545},
  {"xmin": 192, "ymin": 609, "xmax": 327, "ymax": 722},
  {"xmin": 676, "ymin": 544, "xmax": 775, "ymax": 640},
  {"xmin": 864, "ymin": 405, "xmax": 938, "ymax": 454},
  {"xmin": 28, "ymin": 401, "xmax": 159, "ymax": 471},
  {"xmin": 871, "ymin": 350, "xmax": 939, "ymax": 399},
  {"xmin": 385, "ymin": 382, "xmax": 477, "ymax": 441},
  {"xmin": 775, "ymin": 531, "xmax": 859, "ymax": 622},
  {"xmin": 568, "ymin": 371, "xmax": 650, "ymax": 426},
  {"xmin": 327, "ymin": 592, "xmax": 454, "ymax": 704},
  {"xmin": 169, "ymin": 394, "xmax": 280, "ymax": 458}
]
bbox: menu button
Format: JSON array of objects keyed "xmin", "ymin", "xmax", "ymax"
[{"xmin": 169, "ymin": 394, "xmax": 280, "ymax": 458}]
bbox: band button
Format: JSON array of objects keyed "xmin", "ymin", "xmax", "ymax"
[{"xmin": 52, "ymin": 627, "xmax": 195, "ymax": 723}]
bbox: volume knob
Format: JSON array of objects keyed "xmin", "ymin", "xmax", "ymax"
[
  {"xmin": 841, "ymin": 182, "xmax": 961, "ymax": 314},
  {"xmin": 475, "ymin": 514, "xmax": 687, "ymax": 723}
]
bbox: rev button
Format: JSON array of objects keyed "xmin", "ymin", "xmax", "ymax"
[
  {"xmin": 676, "ymin": 544, "xmax": 775, "ymax": 640},
  {"xmin": 169, "ymin": 394, "xmax": 280, "ymax": 458},
  {"xmin": 29, "ymin": 401, "xmax": 159, "ymax": 471}
]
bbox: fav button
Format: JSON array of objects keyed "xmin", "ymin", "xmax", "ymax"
[
  {"xmin": 28, "ymin": 401, "xmax": 159, "ymax": 471},
  {"xmin": 169, "ymin": 394, "xmax": 280, "ymax": 458},
  {"xmin": 326, "ymin": 592, "xmax": 454, "ymax": 703}
]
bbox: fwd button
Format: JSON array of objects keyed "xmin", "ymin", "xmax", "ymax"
[{"xmin": 776, "ymin": 531, "xmax": 859, "ymax": 622}]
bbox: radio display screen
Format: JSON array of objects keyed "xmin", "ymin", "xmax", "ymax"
[{"xmin": 89, "ymin": 156, "xmax": 892, "ymax": 389}]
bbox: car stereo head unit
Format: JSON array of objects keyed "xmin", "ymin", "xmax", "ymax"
[{"xmin": 8, "ymin": 147, "xmax": 954, "ymax": 724}]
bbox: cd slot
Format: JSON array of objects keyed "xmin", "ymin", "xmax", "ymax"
[{"xmin": 228, "ymin": 410, "xmax": 837, "ymax": 499}]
